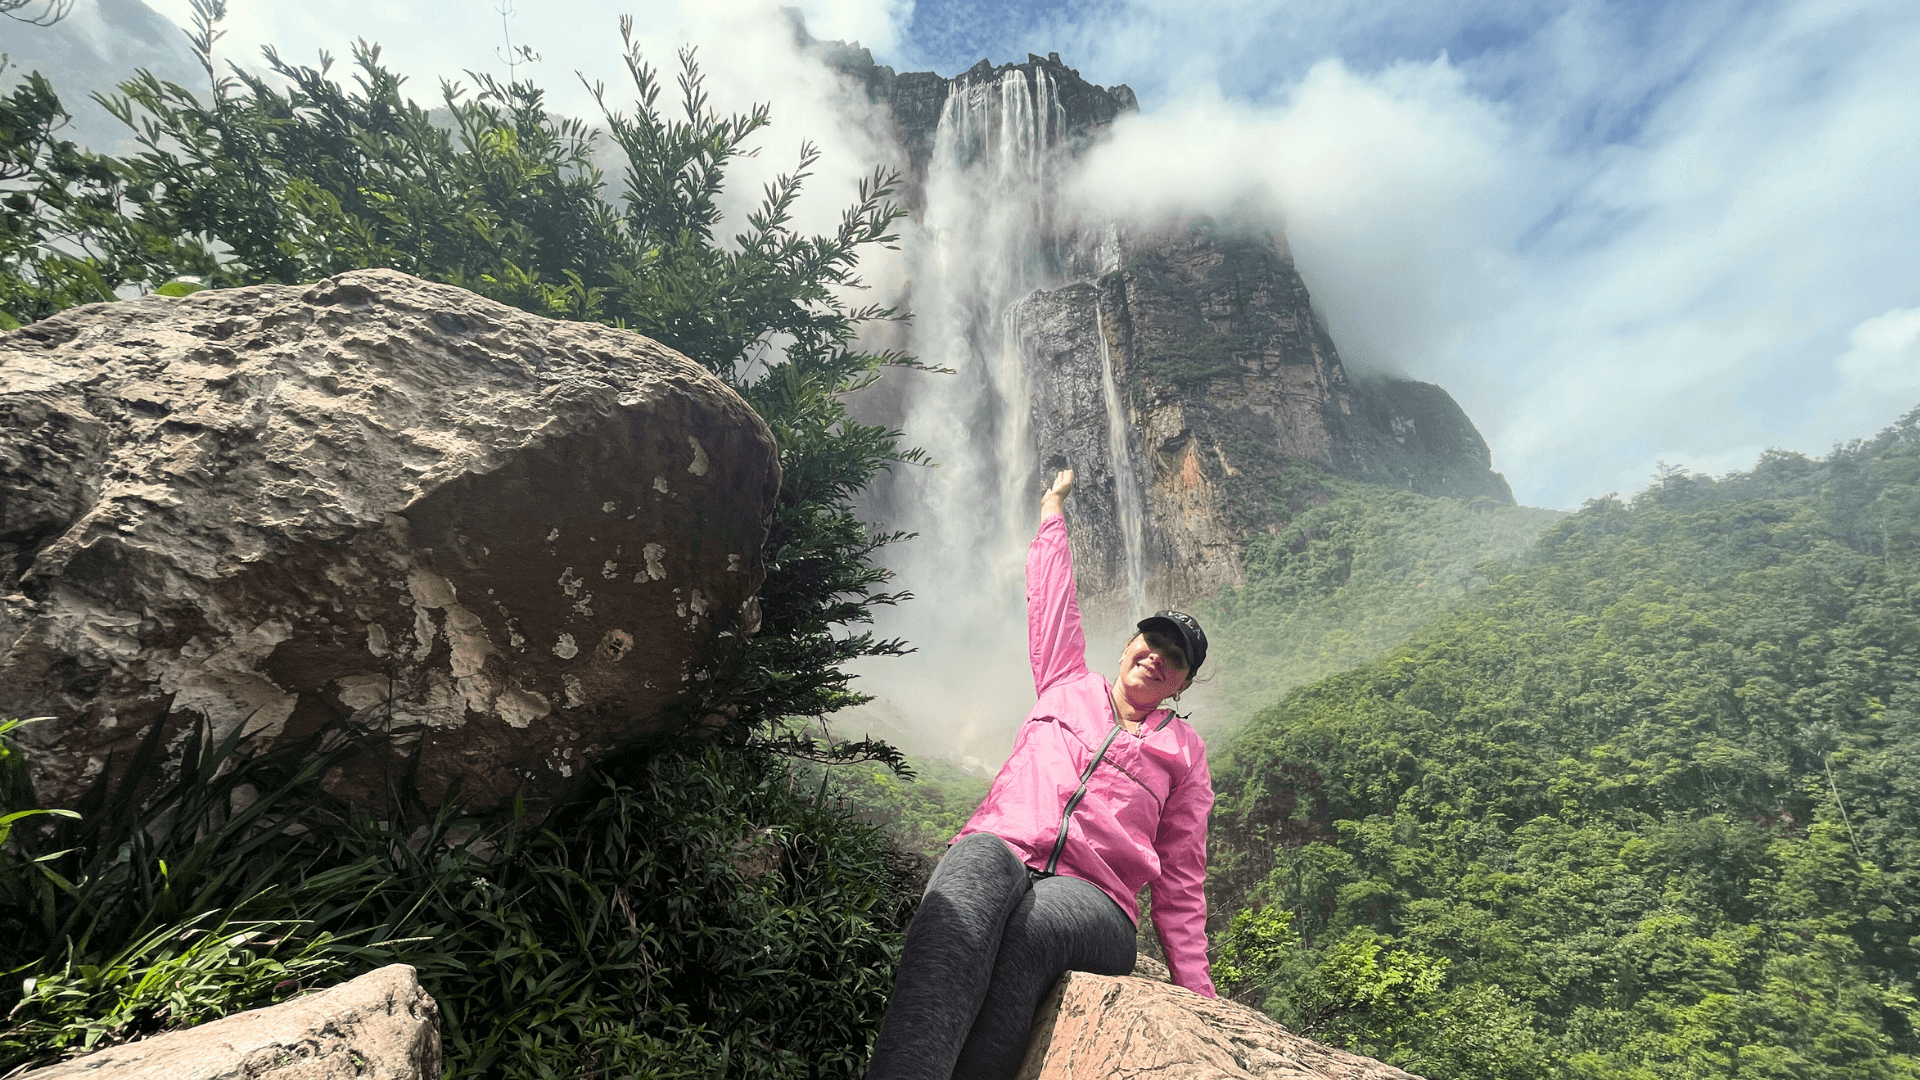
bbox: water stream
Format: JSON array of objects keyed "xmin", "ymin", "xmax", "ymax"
[{"xmin": 1095, "ymin": 293, "xmax": 1148, "ymax": 612}]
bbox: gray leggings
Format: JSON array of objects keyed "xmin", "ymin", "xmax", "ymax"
[{"xmin": 866, "ymin": 832, "xmax": 1137, "ymax": 1080}]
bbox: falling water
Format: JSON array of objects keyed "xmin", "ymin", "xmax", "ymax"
[
  {"xmin": 846, "ymin": 64, "xmax": 1075, "ymax": 767},
  {"xmin": 1095, "ymin": 294, "xmax": 1148, "ymax": 611}
]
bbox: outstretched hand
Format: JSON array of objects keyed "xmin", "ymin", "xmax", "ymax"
[{"xmin": 1041, "ymin": 468, "xmax": 1075, "ymax": 518}]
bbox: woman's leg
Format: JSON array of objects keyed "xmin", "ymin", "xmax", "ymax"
[
  {"xmin": 951, "ymin": 874, "xmax": 1137, "ymax": 1080},
  {"xmin": 866, "ymin": 833, "xmax": 1033, "ymax": 1080}
]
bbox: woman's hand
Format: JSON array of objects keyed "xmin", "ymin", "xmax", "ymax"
[{"xmin": 1041, "ymin": 468, "xmax": 1075, "ymax": 519}]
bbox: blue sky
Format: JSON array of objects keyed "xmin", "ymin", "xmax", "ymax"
[{"xmin": 30, "ymin": 0, "xmax": 1920, "ymax": 507}]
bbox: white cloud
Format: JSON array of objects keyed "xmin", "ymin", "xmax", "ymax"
[
  {"xmin": 1062, "ymin": 0, "xmax": 1920, "ymax": 507},
  {"xmin": 1070, "ymin": 55, "xmax": 1532, "ymax": 392},
  {"xmin": 1826, "ymin": 307, "xmax": 1920, "ymax": 433},
  {"xmin": 1475, "ymin": 0, "xmax": 1920, "ymax": 503}
]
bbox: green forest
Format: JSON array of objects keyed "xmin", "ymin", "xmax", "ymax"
[
  {"xmin": 3, "ymin": 5, "xmax": 1918, "ymax": 1079},
  {"xmin": 1196, "ymin": 470, "xmax": 1564, "ymax": 728},
  {"xmin": 1210, "ymin": 422, "xmax": 1920, "ymax": 1078}
]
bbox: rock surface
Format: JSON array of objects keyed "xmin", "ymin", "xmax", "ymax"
[
  {"xmin": 20, "ymin": 963, "xmax": 440, "ymax": 1080},
  {"xmin": 1016, "ymin": 972, "xmax": 1423, "ymax": 1080},
  {"xmin": 1016, "ymin": 223, "xmax": 1513, "ymax": 615},
  {"xmin": 0, "ymin": 269, "xmax": 779, "ymax": 813}
]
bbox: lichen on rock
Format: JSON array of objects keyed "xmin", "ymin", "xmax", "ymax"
[{"xmin": 0, "ymin": 269, "xmax": 780, "ymax": 814}]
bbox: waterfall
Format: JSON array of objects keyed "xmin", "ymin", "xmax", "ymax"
[
  {"xmin": 1095, "ymin": 293, "xmax": 1148, "ymax": 612},
  {"xmin": 846, "ymin": 64, "xmax": 1073, "ymax": 767}
]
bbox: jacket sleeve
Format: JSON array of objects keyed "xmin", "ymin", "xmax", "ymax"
[
  {"xmin": 1150, "ymin": 742, "xmax": 1217, "ymax": 998},
  {"xmin": 1028, "ymin": 512, "xmax": 1090, "ymax": 696}
]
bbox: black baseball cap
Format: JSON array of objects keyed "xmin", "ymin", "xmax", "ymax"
[{"xmin": 1137, "ymin": 610, "xmax": 1207, "ymax": 674}]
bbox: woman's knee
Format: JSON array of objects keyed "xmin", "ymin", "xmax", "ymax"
[
  {"xmin": 910, "ymin": 834, "xmax": 1034, "ymax": 939},
  {"xmin": 925, "ymin": 833, "xmax": 1028, "ymax": 899}
]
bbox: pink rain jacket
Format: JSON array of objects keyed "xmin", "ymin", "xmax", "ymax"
[{"xmin": 956, "ymin": 513, "xmax": 1217, "ymax": 997}]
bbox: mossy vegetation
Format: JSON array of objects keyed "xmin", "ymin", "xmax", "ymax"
[{"xmin": 1136, "ymin": 333, "xmax": 1241, "ymax": 391}]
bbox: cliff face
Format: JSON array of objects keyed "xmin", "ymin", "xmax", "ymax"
[
  {"xmin": 819, "ymin": 37, "xmax": 1511, "ymax": 619},
  {"xmin": 1016, "ymin": 223, "xmax": 1511, "ymax": 613},
  {"xmin": 821, "ymin": 45, "xmax": 1137, "ymax": 202}
]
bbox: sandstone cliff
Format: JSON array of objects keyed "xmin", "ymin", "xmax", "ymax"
[
  {"xmin": 1019, "ymin": 222, "xmax": 1513, "ymax": 614},
  {"xmin": 815, "ymin": 44, "xmax": 1511, "ymax": 619}
]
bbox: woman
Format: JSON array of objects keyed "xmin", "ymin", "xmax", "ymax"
[{"xmin": 867, "ymin": 468, "xmax": 1216, "ymax": 1080}]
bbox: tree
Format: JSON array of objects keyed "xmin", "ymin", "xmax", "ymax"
[
  {"xmin": 3, "ymin": 3, "xmax": 925, "ymax": 746},
  {"xmin": 1, "ymin": 0, "xmax": 73, "ymax": 28}
]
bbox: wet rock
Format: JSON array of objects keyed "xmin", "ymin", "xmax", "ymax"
[
  {"xmin": 19, "ymin": 963, "xmax": 440, "ymax": 1080},
  {"xmin": 1016, "ymin": 971, "xmax": 1424, "ymax": 1080},
  {"xmin": 0, "ymin": 269, "xmax": 779, "ymax": 814}
]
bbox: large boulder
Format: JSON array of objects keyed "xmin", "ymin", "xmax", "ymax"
[
  {"xmin": 1017, "ymin": 971, "xmax": 1424, "ymax": 1080},
  {"xmin": 19, "ymin": 963, "xmax": 440, "ymax": 1080},
  {"xmin": 0, "ymin": 269, "xmax": 780, "ymax": 813}
]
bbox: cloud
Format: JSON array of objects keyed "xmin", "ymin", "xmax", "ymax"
[
  {"xmin": 1826, "ymin": 307, "xmax": 1920, "ymax": 433},
  {"xmin": 1069, "ymin": 55, "xmax": 1533, "ymax": 388},
  {"xmin": 1476, "ymin": 0, "xmax": 1920, "ymax": 503},
  {"xmin": 1055, "ymin": 0, "xmax": 1920, "ymax": 507}
]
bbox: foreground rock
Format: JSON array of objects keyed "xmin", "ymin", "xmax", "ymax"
[
  {"xmin": 1016, "ymin": 971, "xmax": 1423, "ymax": 1080},
  {"xmin": 0, "ymin": 269, "xmax": 779, "ymax": 813},
  {"xmin": 21, "ymin": 964, "xmax": 440, "ymax": 1079}
]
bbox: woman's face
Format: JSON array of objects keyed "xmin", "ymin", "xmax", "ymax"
[{"xmin": 1115, "ymin": 631, "xmax": 1192, "ymax": 704}]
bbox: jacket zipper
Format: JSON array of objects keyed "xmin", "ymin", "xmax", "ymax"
[{"xmin": 1044, "ymin": 690, "xmax": 1126, "ymax": 875}]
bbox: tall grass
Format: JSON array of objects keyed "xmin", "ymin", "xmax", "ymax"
[{"xmin": 0, "ymin": 717, "xmax": 915, "ymax": 1077}]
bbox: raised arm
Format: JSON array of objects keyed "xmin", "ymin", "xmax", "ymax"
[{"xmin": 1028, "ymin": 469, "xmax": 1090, "ymax": 695}]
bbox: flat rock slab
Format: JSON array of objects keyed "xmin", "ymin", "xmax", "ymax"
[
  {"xmin": 20, "ymin": 963, "xmax": 440, "ymax": 1080},
  {"xmin": 0, "ymin": 269, "xmax": 779, "ymax": 812},
  {"xmin": 1017, "ymin": 972, "xmax": 1424, "ymax": 1080}
]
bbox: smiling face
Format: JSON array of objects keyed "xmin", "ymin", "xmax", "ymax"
[{"xmin": 1115, "ymin": 630, "xmax": 1193, "ymax": 707}]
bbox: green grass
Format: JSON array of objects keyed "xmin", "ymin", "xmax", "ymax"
[{"xmin": 0, "ymin": 718, "xmax": 916, "ymax": 1078}]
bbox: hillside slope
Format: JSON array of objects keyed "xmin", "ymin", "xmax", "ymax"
[
  {"xmin": 1194, "ymin": 468, "xmax": 1562, "ymax": 728},
  {"xmin": 1210, "ymin": 410, "xmax": 1920, "ymax": 1079}
]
